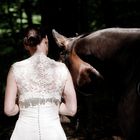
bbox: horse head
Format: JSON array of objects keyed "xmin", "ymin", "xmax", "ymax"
[{"xmin": 52, "ymin": 29, "xmax": 103, "ymax": 90}]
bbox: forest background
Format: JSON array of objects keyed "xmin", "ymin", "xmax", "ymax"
[{"xmin": 1, "ymin": 0, "xmax": 140, "ymax": 139}]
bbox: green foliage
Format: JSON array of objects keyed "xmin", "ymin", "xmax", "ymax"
[
  {"xmin": 0, "ymin": 0, "xmax": 41, "ymax": 101},
  {"xmin": 88, "ymin": 0, "xmax": 140, "ymax": 30},
  {"xmin": 0, "ymin": 0, "xmax": 42, "ymax": 59},
  {"xmin": 0, "ymin": 0, "xmax": 41, "ymax": 36}
]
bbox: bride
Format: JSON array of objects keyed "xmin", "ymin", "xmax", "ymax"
[{"xmin": 4, "ymin": 26, "xmax": 77, "ymax": 140}]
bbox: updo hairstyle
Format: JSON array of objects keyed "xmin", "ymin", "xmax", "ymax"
[{"xmin": 23, "ymin": 26, "xmax": 42, "ymax": 48}]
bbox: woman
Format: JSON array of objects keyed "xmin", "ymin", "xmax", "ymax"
[{"xmin": 4, "ymin": 26, "xmax": 77, "ymax": 140}]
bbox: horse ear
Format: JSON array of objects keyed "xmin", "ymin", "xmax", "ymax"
[{"xmin": 52, "ymin": 29, "xmax": 69, "ymax": 49}]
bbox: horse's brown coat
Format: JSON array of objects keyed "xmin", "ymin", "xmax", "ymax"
[{"xmin": 52, "ymin": 28, "xmax": 140, "ymax": 140}]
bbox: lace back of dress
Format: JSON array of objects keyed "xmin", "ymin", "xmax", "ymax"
[{"xmin": 12, "ymin": 52, "xmax": 67, "ymax": 108}]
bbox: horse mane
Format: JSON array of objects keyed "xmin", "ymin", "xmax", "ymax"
[{"xmin": 78, "ymin": 32, "xmax": 91, "ymax": 38}]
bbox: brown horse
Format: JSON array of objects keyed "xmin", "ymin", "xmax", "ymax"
[{"xmin": 52, "ymin": 28, "xmax": 140, "ymax": 140}]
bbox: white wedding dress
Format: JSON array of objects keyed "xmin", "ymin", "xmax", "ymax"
[{"xmin": 10, "ymin": 52, "xmax": 68, "ymax": 140}]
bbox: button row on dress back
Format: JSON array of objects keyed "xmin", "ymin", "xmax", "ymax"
[{"xmin": 38, "ymin": 105, "xmax": 41, "ymax": 140}]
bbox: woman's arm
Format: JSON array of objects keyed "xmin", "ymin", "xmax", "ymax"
[
  {"xmin": 4, "ymin": 68, "xmax": 19, "ymax": 116},
  {"xmin": 59, "ymin": 71, "xmax": 77, "ymax": 116}
]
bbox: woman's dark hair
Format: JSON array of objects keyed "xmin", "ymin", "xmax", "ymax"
[{"xmin": 23, "ymin": 26, "xmax": 42, "ymax": 48}]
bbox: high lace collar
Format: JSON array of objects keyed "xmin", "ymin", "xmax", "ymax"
[
  {"xmin": 29, "ymin": 51, "xmax": 48, "ymax": 60},
  {"xmin": 28, "ymin": 51, "xmax": 55, "ymax": 66}
]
